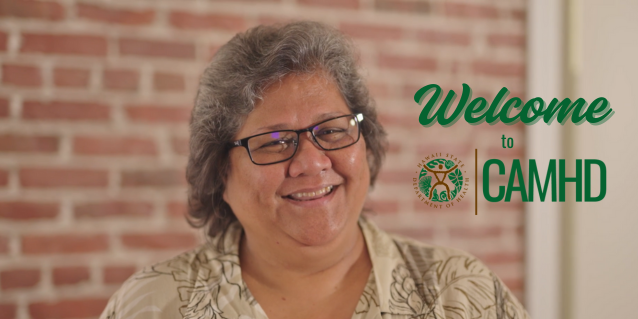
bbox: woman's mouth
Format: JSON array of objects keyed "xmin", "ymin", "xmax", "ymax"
[{"xmin": 285, "ymin": 185, "xmax": 335, "ymax": 201}]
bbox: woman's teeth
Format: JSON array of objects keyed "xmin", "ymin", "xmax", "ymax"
[{"xmin": 289, "ymin": 185, "xmax": 333, "ymax": 200}]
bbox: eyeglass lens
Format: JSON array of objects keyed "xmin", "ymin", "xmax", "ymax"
[{"xmin": 246, "ymin": 115, "xmax": 360, "ymax": 164}]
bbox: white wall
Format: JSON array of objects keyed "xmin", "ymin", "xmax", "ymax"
[
  {"xmin": 525, "ymin": 0, "xmax": 563, "ymax": 318},
  {"xmin": 568, "ymin": 0, "xmax": 638, "ymax": 318}
]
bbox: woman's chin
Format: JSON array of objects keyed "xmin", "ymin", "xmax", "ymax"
[{"xmin": 281, "ymin": 213, "xmax": 349, "ymax": 247}]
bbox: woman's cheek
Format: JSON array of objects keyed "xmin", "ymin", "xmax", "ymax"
[{"xmin": 250, "ymin": 169, "xmax": 284, "ymax": 203}]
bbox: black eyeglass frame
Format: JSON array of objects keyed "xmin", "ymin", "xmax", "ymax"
[{"xmin": 229, "ymin": 113, "xmax": 364, "ymax": 165}]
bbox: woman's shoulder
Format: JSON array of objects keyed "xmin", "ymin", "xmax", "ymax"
[
  {"xmin": 361, "ymin": 216, "xmax": 480, "ymax": 267},
  {"xmin": 388, "ymin": 230, "xmax": 482, "ymax": 268},
  {"xmin": 361, "ymin": 218, "xmax": 530, "ymax": 319},
  {"xmin": 127, "ymin": 241, "xmax": 234, "ymax": 287},
  {"xmin": 100, "ymin": 226, "xmax": 249, "ymax": 319}
]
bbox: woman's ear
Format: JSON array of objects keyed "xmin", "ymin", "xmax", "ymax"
[
  {"xmin": 221, "ymin": 161, "xmax": 231, "ymax": 203},
  {"xmin": 366, "ymin": 148, "xmax": 375, "ymax": 184},
  {"xmin": 222, "ymin": 186, "xmax": 228, "ymax": 203}
]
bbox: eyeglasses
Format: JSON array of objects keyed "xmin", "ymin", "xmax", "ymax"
[{"xmin": 230, "ymin": 113, "xmax": 364, "ymax": 165}]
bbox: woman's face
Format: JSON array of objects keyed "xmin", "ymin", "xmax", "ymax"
[{"xmin": 223, "ymin": 72, "xmax": 370, "ymax": 247}]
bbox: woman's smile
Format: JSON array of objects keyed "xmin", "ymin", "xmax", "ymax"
[{"xmin": 284, "ymin": 184, "xmax": 335, "ymax": 201}]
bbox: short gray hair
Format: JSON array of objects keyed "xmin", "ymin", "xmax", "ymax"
[{"xmin": 186, "ymin": 21, "xmax": 387, "ymax": 237}]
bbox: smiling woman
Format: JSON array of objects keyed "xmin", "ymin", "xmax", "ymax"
[{"xmin": 100, "ymin": 21, "xmax": 530, "ymax": 319}]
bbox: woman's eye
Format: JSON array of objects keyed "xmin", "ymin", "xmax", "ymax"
[
  {"xmin": 316, "ymin": 128, "xmax": 345, "ymax": 136},
  {"xmin": 256, "ymin": 139, "xmax": 293, "ymax": 152},
  {"xmin": 316, "ymin": 128, "xmax": 347, "ymax": 142}
]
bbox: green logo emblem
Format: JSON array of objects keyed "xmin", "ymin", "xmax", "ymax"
[
  {"xmin": 414, "ymin": 153, "xmax": 469, "ymax": 209},
  {"xmin": 418, "ymin": 159, "xmax": 463, "ymax": 201}
]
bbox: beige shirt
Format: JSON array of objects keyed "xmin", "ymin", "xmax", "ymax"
[{"xmin": 100, "ymin": 217, "xmax": 529, "ymax": 319}]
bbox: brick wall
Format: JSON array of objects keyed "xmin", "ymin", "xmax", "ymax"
[{"xmin": 0, "ymin": 0, "xmax": 526, "ymax": 317}]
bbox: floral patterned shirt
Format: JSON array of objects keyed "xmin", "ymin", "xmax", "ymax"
[{"xmin": 100, "ymin": 217, "xmax": 530, "ymax": 319}]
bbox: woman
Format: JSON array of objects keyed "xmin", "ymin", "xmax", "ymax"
[{"xmin": 100, "ymin": 21, "xmax": 529, "ymax": 319}]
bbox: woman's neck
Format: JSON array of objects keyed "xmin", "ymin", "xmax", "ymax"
[{"xmin": 238, "ymin": 219, "xmax": 371, "ymax": 292}]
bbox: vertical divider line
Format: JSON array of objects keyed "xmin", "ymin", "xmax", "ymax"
[{"xmin": 475, "ymin": 148, "xmax": 478, "ymax": 215}]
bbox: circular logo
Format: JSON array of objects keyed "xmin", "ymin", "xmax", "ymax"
[{"xmin": 413, "ymin": 153, "xmax": 468, "ymax": 209}]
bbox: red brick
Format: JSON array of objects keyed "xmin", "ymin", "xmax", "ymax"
[
  {"xmin": 208, "ymin": 44, "xmax": 221, "ymax": 60},
  {"xmin": 363, "ymin": 199, "xmax": 399, "ymax": 214},
  {"xmin": 103, "ymin": 69, "xmax": 139, "ymax": 91},
  {"xmin": 0, "ymin": 134, "xmax": 59, "ymax": 153},
  {"xmin": 475, "ymin": 121, "xmax": 525, "ymax": 132},
  {"xmin": 73, "ymin": 136, "xmax": 156, "ymax": 156},
  {"xmin": 0, "ymin": 268, "xmax": 40, "ymax": 290},
  {"xmin": 74, "ymin": 201, "xmax": 153, "ymax": 218},
  {"xmin": 478, "ymin": 252, "xmax": 523, "ymax": 264},
  {"xmin": 511, "ymin": 9, "xmax": 525, "ymax": 21},
  {"xmin": 416, "ymin": 144, "xmax": 472, "ymax": 158},
  {"xmin": 0, "ymin": 98, "xmax": 8, "ymax": 117},
  {"xmin": 2, "ymin": 64, "xmax": 41, "ymax": 87},
  {"xmin": 0, "ymin": 0, "xmax": 65, "ymax": 20},
  {"xmin": 21, "ymin": 33, "xmax": 107, "ymax": 56},
  {"xmin": 387, "ymin": 142, "xmax": 401, "ymax": 154},
  {"xmin": 378, "ymin": 53, "xmax": 436, "ymax": 71},
  {"xmin": 28, "ymin": 298, "xmax": 109, "ymax": 319},
  {"xmin": 374, "ymin": 0, "xmax": 430, "ymax": 13},
  {"xmin": 516, "ymin": 225, "xmax": 524, "ymax": 237},
  {"xmin": 0, "ymin": 236, "xmax": 8, "ymax": 254},
  {"xmin": 444, "ymin": 2, "xmax": 499, "ymax": 19},
  {"xmin": 167, "ymin": 201, "xmax": 187, "ymax": 218},
  {"xmin": 339, "ymin": 22, "xmax": 403, "ymax": 41},
  {"xmin": 366, "ymin": 82, "xmax": 390, "ymax": 99},
  {"xmin": 416, "ymin": 30, "xmax": 471, "ymax": 46},
  {"xmin": 377, "ymin": 169, "xmax": 415, "ymax": 184},
  {"xmin": 509, "ymin": 92, "xmax": 525, "ymax": 100},
  {"xmin": 377, "ymin": 113, "xmax": 420, "ymax": 129},
  {"xmin": 232, "ymin": 0, "xmax": 281, "ymax": 2},
  {"xmin": 121, "ymin": 169, "xmax": 185, "ymax": 187},
  {"xmin": 389, "ymin": 228, "xmax": 434, "ymax": 241},
  {"xmin": 53, "ymin": 67, "xmax": 90, "ymax": 88},
  {"xmin": 125, "ymin": 105, "xmax": 191, "ymax": 123},
  {"xmin": 153, "ymin": 72, "xmax": 185, "ymax": 91},
  {"xmin": 103, "ymin": 266, "xmax": 136, "ymax": 284},
  {"xmin": 169, "ymin": 11, "xmax": 246, "ymax": 31},
  {"xmin": 0, "ymin": 201, "xmax": 58, "ymax": 220},
  {"xmin": 472, "ymin": 60, "xmax": 525, "ymax": 77},
  {"xmin": 52, "ymin": 266, "xmax": 90, "ymax": 286},
  {"xmin": 486, "ymin": 146, "xmax": 525, "ymax": 159},
  {"xmin": 19, "ymin": 168, "xmax": 108, "ymax": 188},
  {"xmin": 0, "ymin": 302, "xmax": 16, "ymax": 319},
  {"xmin": 22, "ymin": 234, "xmax": 109, "ymax": 254},
  {"xmin": 171, "ymin": 137, "xmax": 189, "ymax": 155},
  {"xmin": 486, "ymin": 200, "xmax": 524, "ymax": 211},
  {"xmin": 119, "ymin": 38, "xmax": 195, "ymax": 59},
  {"xmin": 257, "ymin": 15, "xmax": 294, "ymax": 26},
  {"xmin": 22, "ymin": 100, "xmax": 110, "ymax": 121},
  {"xmin": 405, "ymin": 83, "xmax": 468, "ymax": 99},
  {"xmin": 488, "ymin": 34, "xmax": 525, "ymax": 48},
  {"xmin": 502, "ymin": 277, "xmax": 524, "ymax": 291},
  {"xmin": 121, "ymin": 233, "xmax": 197, "ymax": 250},
  {"xmin": 449, "ymin": 227, "xmax": 503, "ymax": 238},
  {"xmin": 77, "ymin": 3, "xmax": 155, "ymax": 25},
  {"xmin": 0, "ymin": 31, "xmax": 7, "ymax": 51},
  {"xmin": 298, "ymin": 0, "xmax": 359, "ymax": 9},
  {"xmin": 0, "ymin": 170, "xmax": 7, "ymax": 186},
  {"xmin": 403, "ymin": 83, "xmax": 430, "ymax": 100}
]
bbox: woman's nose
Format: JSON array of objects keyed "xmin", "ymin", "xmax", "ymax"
[{"xmin": 288, "ymin": 131, "xmax": 332, "ymax": 177}]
